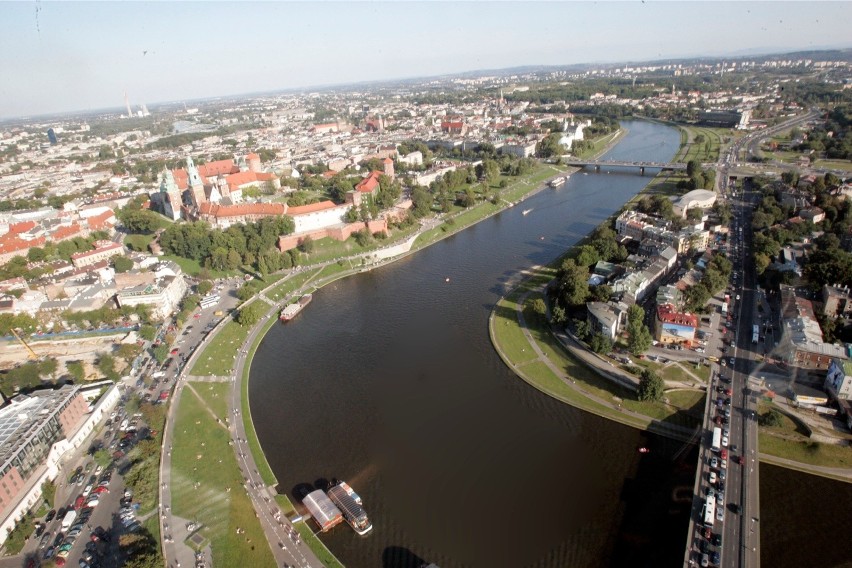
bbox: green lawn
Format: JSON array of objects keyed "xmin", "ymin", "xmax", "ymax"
[
  {"xmin": 125, "ymin": 233, "xmax": 155, "ymax": 252},
  {"xmin": 190, "ymin": 319, "xmax": 251, "ymax": 377},
  {"xmin": 171, "ymin": 386, "xmax": 276, "ymax": 568},
  {"xmin": 813, "ymin": 159, "xmax": 852, "ymax": 172},
  {"xmin": 665, "ymin": 389, "xmax": 705, "ymax": 410},
  {"xmin": 160, "ymin": 255, "xmax": 233, "ymax": 278},
  {"xmin": 759, "ymin": 432, "xmax": 852, "ymax": 470},
  {"xmin": 192, "ymin": 381, "xmax": 231, "ymax": 423},
  {"xmin": 660, "ymin": 361, "xmax": 710, "ymax": 384}
]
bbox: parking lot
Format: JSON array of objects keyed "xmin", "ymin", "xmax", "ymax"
[{"xmin": 12, "ymin": 402, "xmax": 151, "ymax": 568}]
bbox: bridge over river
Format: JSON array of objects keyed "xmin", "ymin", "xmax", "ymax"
[{"xmin": 563, "ymin": 159, "xmax": 693, "ymax": 173}]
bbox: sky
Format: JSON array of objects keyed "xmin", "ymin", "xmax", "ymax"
[{"xmin": 1, "ymin": 1, "xmax": 850, "ymax": 119}]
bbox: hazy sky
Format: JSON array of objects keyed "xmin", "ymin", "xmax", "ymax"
[{"xmin": 2, "ymin": 1, "xmax": 850, "ymax": 119}]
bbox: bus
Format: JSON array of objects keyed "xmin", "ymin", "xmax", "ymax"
[
  {"xmin": 752, "ymin": 324, "xmax": 759, "ymax": 344},
  {"xmin": 199, "ymin": 294, "xmax": 220, "ymax": 309},
  {"xmin": 711, "ymin": 427, "xmax": 722, "ymax": 453},
  {"xmin": 703, "ymin": 495, "xmax": 716, "ymax": 527}
]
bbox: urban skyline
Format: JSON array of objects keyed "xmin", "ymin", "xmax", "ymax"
[{"xmin": 2, "ymin": 1, "xmax": 852, "ymax": 119}]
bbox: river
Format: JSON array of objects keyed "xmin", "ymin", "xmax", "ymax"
[{"xmin": 248, "ymin": 121, "xmax": 846, "ymax": 568}]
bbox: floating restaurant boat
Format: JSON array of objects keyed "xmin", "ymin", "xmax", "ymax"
[
  {"xmin": 302, "ymin": 488, "xmax": 343, "ymax": 532},
  {"xmin": 280, "ymin": 294, "xmax": 313, "ymax": 322},
  {"xmin": 327, "ymin": 480, "xmax": 372, "ymax": 535}
]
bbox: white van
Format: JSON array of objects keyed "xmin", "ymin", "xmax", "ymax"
[{"xmin": 61, "ymin": 510, "xmax": 77, "ymax": 531}]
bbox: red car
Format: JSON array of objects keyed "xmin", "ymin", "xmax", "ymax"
[
  {"xmin": 93, "ymin": 486, "xmax": 109, "ymax": 494},
  {"xmin": 720, "ymin": 449, "xmax": 728, "ymax": 460},
  {"xmin": 74, "ymin": 495, "xmax": 85, "ymax": 510}
]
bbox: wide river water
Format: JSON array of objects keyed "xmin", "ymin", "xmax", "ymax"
[{"xmin": 249, "ymin": 121, "xmax": 851, "ymax": 568}]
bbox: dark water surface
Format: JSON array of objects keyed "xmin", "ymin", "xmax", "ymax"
[{"xmin": 248, "ymin": 121, "xmax": 844, "ymax": 568}]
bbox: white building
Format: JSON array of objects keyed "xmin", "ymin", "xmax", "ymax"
[
  {"xmin": 288, "ymin": 201, "xmax": 349, "ymax": 234},
  {"xmin": 115, "ymin": 274, "xmax": 187, "ymax": 319}
]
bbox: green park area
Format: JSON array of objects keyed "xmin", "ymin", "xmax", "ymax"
[
  {"xmin": 171, "ymin": 382, "xmax": 277, "ymax": 568},
  {"xmin": 190, "ymin": 318, "xmax": 251, "ymax": 377},
  {"xmin": 491, "ymin": 276, "xmax": 704, "ymax": 434},
  {"xmin": 414, "ymin": 162, "xmax": 568, "ymax": 249},
  {"xmin": 755, "ymin": 403, "xmax": 852, "ymax": 471}
]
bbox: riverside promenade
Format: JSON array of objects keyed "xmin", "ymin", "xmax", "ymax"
[
  {"xmin": 159, "ymin": 288, "xmax": 323, "ymax": 568},
  {"xmin": 157, "ymin": 160, "xmax": 581, "ymax": 567}
]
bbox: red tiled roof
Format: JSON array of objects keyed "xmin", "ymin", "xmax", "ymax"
[
  {"xmin": 0, "ymin": 235, "xmax": 46, "ymax": 255},
  {"xmin": 656, "ymin": 304, "xmax": 698, "ymax": 328},
  {"xmin": 7, "ymin": 221, "xmax": 36, "ymax": 234},
  {"xmin": 172, "ymin": 169, "xmax": 189, "ymax": 189},
  {"xmin": 225, "ymin": 170, "xmax": 277, "ymax": 190},
  {"xmin": 198, "ymin": 202, "xmax": 286, "ymax": 218},
  {"xmin": 86, "ymin": 210, "xmax": 116, "ymax": 231},
  {"xmin": 246, "ymin": 153, "xmax": 260, "ymax": 160},
  {"xmin": 198, "ymin": 159, "xmax": 238, "ymax": 178},
  {"xmin": 52, "ymin": 223, "xmax": 83, "ymax": 241},
  {"xmin": 287, "ymin": 201, "xmax": 340, "ymax": 216},
  {"xmin": 355, "ymin": 171, "xmax": 381, "ymax": 193}
]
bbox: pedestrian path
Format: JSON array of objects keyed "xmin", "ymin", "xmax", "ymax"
[
  {"xmin": 185, "ymin": 374, "xmax": 231, "ymax": 383},
  {"xmin": 509, "ymin": 289, "xmax": 695, "ymax": 441}
]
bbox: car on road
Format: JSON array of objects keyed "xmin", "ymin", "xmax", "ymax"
[
  {"xmin": 720, "ymin": 469, "xmax": 727, "ymax": 481},
  {"xmin": 39, "ymin": 531, "xmax": 52, "ymax": 548},
  {"xmin": 709, "ymin": 471, "xmax": 717, "ymax": 484},
  {"xmin": 721, "ymin": 436, "xmax": 729, "ymax": 447},
  {"xmin": 710, "ymin": 457, "xmax": 719, "ymax": 469},
  {"xmin": 711, "ymin": 551, "xmax": 721, "ymax": 565},
  {"xmin": 45, "ymin": 509, "xmax": 56, "ymax": 523},
  {"xmin": 700, "ymin": 553, "xmax": 710, "ymax": 567},
  {"xmin": 712, "ymin": 533, "xmax": 722, "ymax": 546},
  {"xmin": 716, "ymin": 507, "xmax": 725, "ymax": 522}
]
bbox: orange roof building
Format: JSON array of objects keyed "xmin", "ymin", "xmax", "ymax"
[
  {"xmin": 654, "ymin": 303, "xmax": 698, "ymax": 346},
  {"xmin": 355, "ymin": 171, "xmax": 382, "ymax": 196}
]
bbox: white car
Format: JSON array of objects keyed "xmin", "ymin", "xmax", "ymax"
[
  {"xmin": 709, "ymin": 471, "xmax": 717, "ymax": 484},
  {"xmin": 716, "ymin": 507, "xmax": 725, "ymax": 522},
  {"xmin": 710, "ymin": 457, "xmax": 719, "ymax": 469},
  {"xmin": 721, "ymin": 436, "xmax": 729, "ymax": 448}
]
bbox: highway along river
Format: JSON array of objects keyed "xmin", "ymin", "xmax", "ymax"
[{"xmin": 249, "ymin": 120, "xmax": 844, "ymax": 568}]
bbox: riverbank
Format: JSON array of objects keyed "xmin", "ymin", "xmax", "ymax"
[
  {"xmin": 170, "ymin": 140, "xmax": 617, "ymax": 566},
  {"xmin": 487, "ymin": 125, "xmax": 852, "ymax": 483}
]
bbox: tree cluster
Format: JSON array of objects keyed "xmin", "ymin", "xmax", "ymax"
[
  {"xmin": 638, "ymin": 368, "xmax": 665, "ymax": 402},
  {"xmin": 626, "ymin": 304, "xmax": 653, "ymax": 356},
  {"xmin": 684, "ymin": 253, "xmax": 733, "ymax": 313},
  {"xmin": 159, "ymin": 217, "xmax": 295, "ymax": 275}
]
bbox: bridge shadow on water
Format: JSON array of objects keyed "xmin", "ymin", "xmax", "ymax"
[
  {"xmin": 381, "ymin": 546, "xmax": 427, "ymax": 568},
  {"xmin": 609, "ymin": 435, "xmax": 699, "ymax": 568}
]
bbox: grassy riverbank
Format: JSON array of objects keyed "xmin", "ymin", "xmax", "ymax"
[
  {"xmin": 171, "ymin": 382, "xmax": 277, "ymax": 568},
  {"xmin": 179, "ymin": 125, "xmax": 718, "ymax": 566},
  {"xmin": 491, "ymin": 270, "xmax": 704, "ymax": 436}
]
